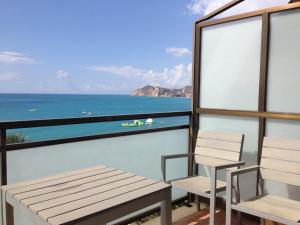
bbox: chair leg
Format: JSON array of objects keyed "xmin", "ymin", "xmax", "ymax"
[
  {"xmin": 225, "ymin": 202, "xmax": 231, "ymax": 225},
  {"xmin": 233, "ymin": 171, "xmax": 242, "ymax": 225},
  {"xmin": 5, "ymin": 202, "xmax": 14, "ymax": 225},
  {"xmin": 237, "ymin": 211, "xmax": 242, "ymax": 225},
  {"xmin": 209, "ymin": 194, "xmax": 216, "ymax": 225},
  {"xmin": 209, "ymin": 168, "xmax": 216, "ymax": 225},
  {"xmin": 196, "ymin": 195, "xmax": 201, "ymax": 211},
  {"xmin": 161, "ymin": 189, "xmax": 172, "ymax": 225},
  {"xmin": 226, "ymin": 173, "xmax": 232, "ymax": 225},
  {"xmin": 260, "ymin": 218, "xmax": 265, "ymax": 225}
]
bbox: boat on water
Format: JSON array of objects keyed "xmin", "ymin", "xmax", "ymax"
[
  {"xmin": 122, "ymin": 120, "xmax": 144, "ymax": 127},
  {"xmin": 121, "ymin": 118, "xmax": 155, "ymax": 127},
  {"xmin": 146, "ymin": 118, "xmax": 153, "ymax": 125},
  {"xmin": 81, "ymin": 111, "xmax": 93, "ymax": 116}
]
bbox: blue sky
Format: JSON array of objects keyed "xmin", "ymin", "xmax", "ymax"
[{"xmin": 0, "ymin": 0, "xmax": 288, "ymax": 94}]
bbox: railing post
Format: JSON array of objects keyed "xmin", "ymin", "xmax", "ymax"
[
  {"xmin": 188, "ymin": 114, "xmax": 193, "ymax": 177},
  {"xmin": 0, "ymin": 129, "xmax": 7, "ymax": 185},
  {"xmin": 188, "ymin": 114, "xmax": 194, "ymax": 202}
]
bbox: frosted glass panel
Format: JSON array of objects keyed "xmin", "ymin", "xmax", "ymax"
[
  {"xmin": 6, "ymin": 129, "xmax": 189, "ymax": 225},
  {"xmin": 267, "ymin": 8, "xmax": 300, "ymax": 113},
  {"xmin": 200, "ymin": 17, "xmax": 262, "ymax": 110},
  {"xmin": 199, "ymin": 115, "xmax": 259, "ymax": 200},
  {"xmin": 265, "ymin": 119, "xmax": 300, "ymax": 200}
]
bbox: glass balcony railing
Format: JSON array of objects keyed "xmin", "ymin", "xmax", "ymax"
[{"xmin": 0, "ymin": 111, "xmax": 191, "ymax": 225}]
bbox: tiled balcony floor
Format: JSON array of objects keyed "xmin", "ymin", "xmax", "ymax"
[{"xmin": 143, "ymin": 204, "xmax": 259, "ymax": 225}]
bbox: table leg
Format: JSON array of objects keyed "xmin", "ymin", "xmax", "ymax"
[
  {"xmin": 160, "ymin": 189, "xmax": 171, "ymax": 225},
  {"xmin": 6, "ymin": 202, "xmax": 14, "ymax": 225}
]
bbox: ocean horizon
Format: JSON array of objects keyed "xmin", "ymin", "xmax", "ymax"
[{"xmin": 0, "ymin": 93, "xmax": 191, "ymax": 141}]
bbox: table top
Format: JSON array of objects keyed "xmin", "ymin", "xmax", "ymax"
[{"xmin": 2, "ymin": 165, "xmax": 171, "ymax": 225}]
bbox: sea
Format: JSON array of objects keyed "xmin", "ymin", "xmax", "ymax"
[{"xmin": 0, "ymin": 94, "xmax": 191, "ymax": 141}]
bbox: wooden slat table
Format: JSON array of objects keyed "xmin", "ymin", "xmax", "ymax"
[{"xmin": 1, "ymin": 165, "xmax": 172, "ymax": 225}]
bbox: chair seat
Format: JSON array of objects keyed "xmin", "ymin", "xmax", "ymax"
[
  {"xmin": 236, "ymin": 195, "xmax": 300, "ymax": 223},
  {"xmin": 171, "ymin": 176, "xmax": 226, "ymax": 196}
]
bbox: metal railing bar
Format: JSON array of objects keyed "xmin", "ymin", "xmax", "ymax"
[
  {"xmin": 197, "ymin": 108, "xmax": 300, "ymax": 121},
  {"xmin": 6, "ymin": 125, "xmax": 189, "ymax": 151},
  {"xmin": 0, "ymin": 111, "xmax": 191, "ymax": 129}
]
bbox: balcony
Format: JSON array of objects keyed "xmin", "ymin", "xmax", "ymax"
[{"xmin": 1, "ymin": 1, "xmax": 300, "ymax": 225}]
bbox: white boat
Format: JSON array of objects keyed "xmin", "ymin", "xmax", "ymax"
[{"xmin": 146, "ymin": 118, "xmax": 153, "ymax": 125}]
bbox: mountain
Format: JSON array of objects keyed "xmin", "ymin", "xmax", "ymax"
[{"xmin": 132, "ymin": 85, "xmax": 192, "ymax": 98}]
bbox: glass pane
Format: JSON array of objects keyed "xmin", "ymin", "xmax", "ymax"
[
  {"xmin": 267, "ymin": 8, "xmax": 300, "ymax": 113},
  {"xmin": 200, "ymin": 17, "xmax": 262, "ymax": 111},
  {"xmin": 265, "ymin": 119, "xmax": 300, "ymax": 199},
  {"xmin": 199, "ymin": 115, "xmax": 259, "ymax": 200},
  {"xmin": 7, "ymin": 129, "xmax": 189, "ymax": 225}
]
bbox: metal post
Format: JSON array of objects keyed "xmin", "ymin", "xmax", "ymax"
[
  {"xmin": 188, "ymin": 114, "xmax": 193, "ymax": 177},
  {"xmin": 187, "ymin": 114, "xmax": 194, "ymax": 202},
  {"xmin": 257, "ymin": 12, "xmax": 270, "ymax": 199},
  {"xmin": 0, "ymin": 129, "xmax": 7, "ymax": 186}
]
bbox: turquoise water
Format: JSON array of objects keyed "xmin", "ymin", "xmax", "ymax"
[{"xmin": 0, "ymin": 94, "xmax": 191, "ymax": 141}]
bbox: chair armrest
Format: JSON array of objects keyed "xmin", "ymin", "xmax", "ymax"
[
  {"xmin": 228, "ymin": 165, "xmax": 260, "ymax": 176},
  {"xmin": 226, "ymin": 165, "xmax": 260, "ymax": 205},
  {"xmin": 161, "ymin": 153, "xmax": 194, "ymax": 160},
  {"xmin": 208, "ymin": 161, "xmax": 245, "ymax": 199},
  {"xmin": 161, "ymin": 153, "xmax": 194, "ymax": 182},
  {"xmin": 214, "ymin": 161, "xmax": 245, "ymax": 170}
]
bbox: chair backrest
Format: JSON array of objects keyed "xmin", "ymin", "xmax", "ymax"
[
  {"xmin": 261, "ymin": 137, "xmax": 300, "ymax": 186},
  {"xmin": 194, "ymin": 130, "xmax": 244, "ymax": 167}
]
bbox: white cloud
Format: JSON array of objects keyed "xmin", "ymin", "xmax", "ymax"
[
  {"xmin": 187, "ymin": 63, "xmax": 192, "ymax": 75},
  {"xmin": 141, "ymin": 64, "xmax": 186, "ymax": 87},
  {"xmin": 0, "ymin": 72, "xmax": 21, "ymax": 81},
  {"xmin": 186, "ymin": 0, "xmax": 289, "ymax": 16},
  {"xmin": 56, "ymin": 69, "xmax": 69, "ymax": 79},
  {"xmin": 83, "ymin": 83, "xmax": 127, "ymax": 92},
  {"xmin": 0, "ymin": 51, "xmax": 35, "ymax": 64},
  {"xmin": 86, "ymin": 65, "xmax": 143, "ymax": 76},
  {"xmin": 86, "ymin": 64, "xmax": 192, "ymax": 88},
  {"xmin": 166, "ymin": 47, "xmax": 191, "ymax": 57},
  {"xmin": 144, "ymin": 64, "xmax": 192, "ymax": 87},
  {"xmin": 187, "ymin": 0, "xmax": 205, "ymax": 15}
]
